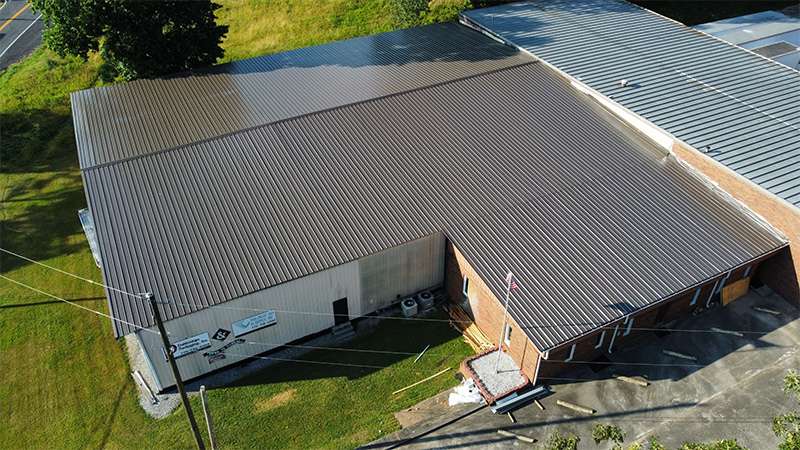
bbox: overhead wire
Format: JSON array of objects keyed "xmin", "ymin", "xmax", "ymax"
[
  {"xmin": 0, "ymin": 274, "xmax": 159, "ymax": 335},
  {"xmin": 0, "ymin": 247, "xmax": 786, "ymax": 367}
]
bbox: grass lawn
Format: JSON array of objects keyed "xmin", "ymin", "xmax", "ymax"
[{"xmin": 0, "ymin": 1, "xmax": 471, "ymax": 448}]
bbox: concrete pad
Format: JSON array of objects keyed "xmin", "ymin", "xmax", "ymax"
[{"xmin": 467, "ymin": 350, "xmax": 528, "ymax": 400}]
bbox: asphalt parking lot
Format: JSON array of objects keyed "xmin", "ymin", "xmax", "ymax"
[{"xmin": 368, "ymin": 289, "xmax": 799, "ymax": 449}]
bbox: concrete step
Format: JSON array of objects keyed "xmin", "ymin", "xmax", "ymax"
[{"xmin": 331, "ymin": 322, "xmax": 355, "ymax": 337}]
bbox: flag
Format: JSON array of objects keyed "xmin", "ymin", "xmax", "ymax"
[{"xmin": 505, "ymin": 272, "xmax": 519, "ymax": 291}]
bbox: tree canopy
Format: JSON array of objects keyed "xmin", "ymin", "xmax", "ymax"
[{"xmin": 32, "ymin": 0, "xmax": 228, "ymax": 80}]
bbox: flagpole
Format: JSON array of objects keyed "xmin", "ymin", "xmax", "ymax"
[{"xmin": 495, "ymin": 271, "xmax": 514, "ymax": 374}]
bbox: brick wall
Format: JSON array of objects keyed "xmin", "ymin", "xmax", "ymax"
[
  {"xmin": 446, "ymin": 235, "xmax": 780, "ymax": 383},
  {"xmin": 445, "ymin": 242, "xmax": 540, "ymax": 380},
  {"xmin": 538, "ymin": 258, "xmax": 770, "ymax": 379},
  {"xmin": 672, "ymin": 141, "xmax": 800, "ymax": 304}
]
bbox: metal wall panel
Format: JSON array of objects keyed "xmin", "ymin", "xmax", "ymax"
[
  {"xmin": 138, "ymin": 234, "xmax": 444, "ymax": 385},
  {"xmin": 462, "ymin": 0, "xmax": 800, "ymax": 206},
  {"xmin": 137, "ymin": 260, "xmax": 358, "ymax": 385},
  {"xmin": 358, "ymin": 233, "xmax": 445, "ymax": 312},
  {"xmin": 82, "ymin": 61, "xmax": 786, "ymax": 351}
]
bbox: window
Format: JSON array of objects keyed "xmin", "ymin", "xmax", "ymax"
[
  {"xmin": 743, "ymin": 265, "xmax": 753, "ymax": 278},
  {"xmin": 689, "ymin": 286, "xmax": 701, "ymax": 306},
  {"xmin": 462, "ymin": 277, "xmax": 470, "ymax": 297},
  {"xmin": 564, "ymin": 344, "xmax": 576, "ymax": 362},
  {"xmin": 594, "ymin": 330, "xmax": 606, "ymax": 349},
  {"xmin": 624, "ymin": 317, "xmax": 634, "ymax": 336},
  {"xmin": 504, "ymin": 324, "xmax": 512, "ymax": 345}
]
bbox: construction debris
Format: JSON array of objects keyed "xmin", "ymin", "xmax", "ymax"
[
  {"xmin": 711, "ymin": 327, "xmax": 744, "ymax": 337},
  {"xmin": 753, "ymin": 306, "xmax": 781, "ymax": 316},
  {"xmin": 497, "ymin": 429, "xmax": 536, "ymax": 443},
  {"xmin": 662, "ymin": 350, "xmax": 697, "ymax": 361},
  {"xmin": 614, "ymin": 374, "xmax": 649, "ymax": 387},
  {"xmin": 445, "ymin": 304, "xmax": 494, "ymax": 351},
  {"xmin": 132, "ymin": 370, "xmax": 158, "ymax": 405},
  {"xmin": 556, "ymin": 399, "xmax": 595, "ymax": 415},
  {"xmin": 448, "ymin": 378, "xmax": 483, "ymax": 406},
  {"xmin": 414, "ymin": 345, "xmax": 430, "ymax": 363},
  {"xmin": 393, "ymin": 367, "xmax": 451, "ymax": 395}
]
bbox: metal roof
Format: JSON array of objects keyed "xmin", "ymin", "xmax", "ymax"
[
  {"xmin": 462, "ymin": 0, "xmax": 800, "ymax": 207},
  {"xmin": 77, "ymin": 45, "xmax": 785, "ymax": 348},
  {"xmin": 70, "ymin": 22, "xmax": 528, "ymax": 168}
]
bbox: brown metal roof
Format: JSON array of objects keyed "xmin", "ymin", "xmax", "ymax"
[
  {"xmin": 76, "ymin": 28, "xmax": 786, "ymax": 349},
  {"xmin": 70, "ymin": 22, "xmax": 529, "ymax": 168}
]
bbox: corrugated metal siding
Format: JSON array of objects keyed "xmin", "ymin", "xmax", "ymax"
[
  {"xmin": 81, "ymin": 62, "xmax": 786, "ymax": 349},
  {"xmin": 70, "ymin": 23, "xmax": 529, "ymax": 168},
  {"xmin": 462, "ymin": 0, "xmax": 800, "ymax": 206}
]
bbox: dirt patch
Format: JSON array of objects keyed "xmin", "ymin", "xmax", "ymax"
[{"xmin": 255, "ymin": 388, "xmax": 297, "ymax": 413}]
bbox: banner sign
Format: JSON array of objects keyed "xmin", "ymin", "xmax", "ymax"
[
  {"xmin": 232, "ymin": 310, "xmax": 277, "ymax": 337},
  {"xmin": 166, "ymin": 332, "xmax": 211, "ymax": 359}
]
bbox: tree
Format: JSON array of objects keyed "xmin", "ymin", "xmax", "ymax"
[
  {"xmin": 31, "ymin": 0, "xmax": 228, "ymax": 80},
  {"xmin": 773, "ymin": 369, "xmax": 800, "ymax": 450},
  {"xmin": 390, "ymin": 0, "xmax": 471, "ymax": 27}
]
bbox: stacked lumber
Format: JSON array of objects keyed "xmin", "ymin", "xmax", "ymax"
[{"xmin": 445, "ymin": 303, "xmax": 494, "ymax": 352}]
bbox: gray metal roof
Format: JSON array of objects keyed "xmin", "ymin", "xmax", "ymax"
[
  {"xmin": 77, "ymin": 48, "xmax": 786, "ymax": 348},
  {"xmin": 70, "ymin": 22, "xmax": 529, "ymax": 168},
  {"xmin": 462, "ymin": 0, "xmax": 800, "ymax": 207}
]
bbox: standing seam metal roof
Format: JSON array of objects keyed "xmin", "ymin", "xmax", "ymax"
[
  {"xmin": 76, "ymin": 34, "xmax": 785, "ymax": 349},
  {"xmin": 461, "ymin": 0, "xmax": 800, "ymax": 207},
  {"xmin": 70, "ymin": 23, "xmax": 529, "ymax": 168}
]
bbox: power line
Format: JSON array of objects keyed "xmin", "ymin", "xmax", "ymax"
[
  {"xmin": 224, "ymin": 351, "xmax": 387, "ymax": 370},
  {"xmin": 0, "ymin": 247, "xmax": 144, "ymax": 299},
  {"xmin": 245, "ymin": 341, "xmax": 421, "ymax": 356},
  {"xmin": 549, "ymin": 359, "xmax": 706, "ymax": 368},
  {"xmin": 0, "ymin": 274, "xmax": 159, "ymax": 335},
  {"xmin": 1, "ymin": 246, "xmax": 777, "ymax": 337}
]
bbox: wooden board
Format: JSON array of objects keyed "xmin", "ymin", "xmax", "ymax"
[{"xmin": 722, "ymin": 277, "xmax": 750, "ymax": 306}]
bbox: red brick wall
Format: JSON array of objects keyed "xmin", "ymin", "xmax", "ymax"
[
  {"xmin": 445, "ymin": 242, "xmax": 541, "ymax": 380},
  {"xmin": 672, "ymin": 141, "xmax": 800, "ymax": 304},
  {"xmin": 537, "ymin": 258, "xmax": 772, "ymax": 379}
]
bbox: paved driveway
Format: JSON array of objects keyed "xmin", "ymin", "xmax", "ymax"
[
  {"xmin": 0, "ymin": 0, "xmax": 42, "ymax": 70},
  {"xmin": 368, "ymin": 290, "xmax": 799, "ymax": 449}
]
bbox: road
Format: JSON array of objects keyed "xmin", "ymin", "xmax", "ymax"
[{"xmin": 0, "ymin": 0, "xmax": 42, "ymax": 71}]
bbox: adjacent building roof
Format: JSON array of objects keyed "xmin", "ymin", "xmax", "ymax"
[
  {"xmin": 695, "ymin": 11, "xmax": 800, "ymax": 69},
  {"xmin": 75, "ymin": 23, "xmax": 786, "ymax": 350},
  {"xmin": 70, "ymin": 23, "xmax": 528, "ymax": 168},
  {"xmin": 462, "ymin": 0, "xmax": 800, "ymax": 207}
]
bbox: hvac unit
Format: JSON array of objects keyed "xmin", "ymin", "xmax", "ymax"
[
  {"xmin": 417, "ymin": 290, "xmax": 435, "ymax": 309},
  {"xmin": 401, "ymin": 296, "xmax": 418, "ymax": 317}
]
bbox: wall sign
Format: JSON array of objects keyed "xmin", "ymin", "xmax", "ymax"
[
  {"xmin": 212, "ymin": 328, "xmax": 231, "ymax": 341},
  {"xmin": 203, "ymin": 338, "xmax": 246, "ymax": 364},
  {"xmin": 232, "ymin": 310, "xmax": 277, "ymax": 337},
  {"xmin": 165, "ymin": 332, "xmax": 211, "ymax": 359}
]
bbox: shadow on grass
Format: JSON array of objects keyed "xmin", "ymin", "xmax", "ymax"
[
  {"xmin": 0, "ymin": 296, "xmax": 105, "ymax": 308},
  {"xmin": 1, "ymin": 109, "xmax": 88, "ymax": 273},
  {"xmin": 185, "ymin": 309, "xmax": 467, "ymax": 392},
  {"xmin": 1, "ymin": 109, "xmax": 79, "ymax": 173}
]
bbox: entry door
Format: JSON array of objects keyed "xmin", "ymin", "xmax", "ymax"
[{"xmin": 333, "ymin": 298, "xmax": 349, "ymax": 325}]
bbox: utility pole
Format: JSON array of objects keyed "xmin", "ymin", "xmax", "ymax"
[{"xmin": 146, "ymin": 292, "xmax": 206, "ymax": 450}]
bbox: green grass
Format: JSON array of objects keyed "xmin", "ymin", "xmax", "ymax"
[
  {"xmin": 216, "ymin": 0, "xmax": 395, "ymax": 62},
  {"xmin": 0, "ymin": 1, "xmax": 472, "ymax": 448}
]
